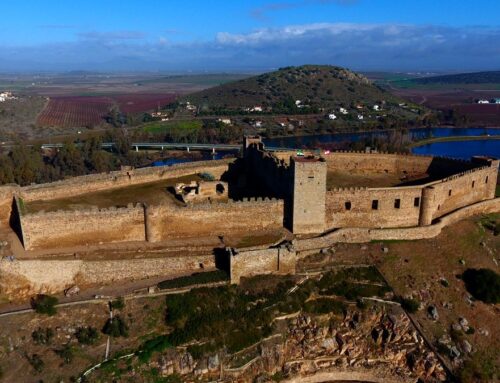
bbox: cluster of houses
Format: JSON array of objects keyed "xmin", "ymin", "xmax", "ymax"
[
  {"xmin": 477, "ymin": 98, "xmax": 500, "ymax": 104},
  {"xmin": 0, "ymin": 91, "xmax": 15, "ymax": 102},
  {"xmin": 327, "ymin": 104, "xmax": 382, "ymax": 121},
  {"xmin": 151, "ymin": 111, "xmax": 170, "ymax": 121}
]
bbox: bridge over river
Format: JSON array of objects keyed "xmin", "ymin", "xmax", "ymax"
[{"xmin": 39, "ymin": 142, "xmax": 293, "ymax": 153}]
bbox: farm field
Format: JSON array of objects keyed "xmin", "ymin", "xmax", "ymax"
[
  {"xmin": 36, "ymin": 93, "xmax": 177, "ymax": 128},
  {"xmin": 113, "ymin": 93, "xmax": 176, "ymax": 114},
  {"xmin": 36, "ymin": 96, "xmax": 114, "ymax": 128}
]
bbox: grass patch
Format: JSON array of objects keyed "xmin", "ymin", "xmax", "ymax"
[
  {"xmin": 157, "ymin": 270, "xmax": 229, "ymax": 290},
  {"xmin": 143, "ymin": 120, "xmax": 202, "ymax": 134}
]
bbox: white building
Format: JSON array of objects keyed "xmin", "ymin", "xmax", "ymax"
[
  {"xmin": 373, "ymin": 105, "xmax": 380, "ymax": 111},
  {"xmin": 477, "ymin": 100, "xmax": 490, "ymax": 104},
  {"xmin": 251, "ymin": 106, "xmax": 263, "ymax": 112},
  {"xmin": 339, "ymin": 107, "xmax": 348, "ymax": 115},
  {"xmin": 357, "ymin": 114, "xmax": 364, "ymax": 120},
  {"xmin": 295, "ymin": 100, "xmax": 301, "ymax": 106},
  {"xmin": 218, "ymin": 118, "xmax": 232, "ymax": 125},
  {"xmin": 328, "ymin": 113, "xmax": 337, "ymax": 120}
]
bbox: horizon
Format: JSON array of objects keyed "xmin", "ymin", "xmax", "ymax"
[{"xmin": 1, "ymin": 0, "xmax": 499, "ymax": 73}]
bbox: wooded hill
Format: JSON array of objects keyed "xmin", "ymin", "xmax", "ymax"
[{"xmin": 183, "ymin": 65, "xmax": 421, "ymax": 117}]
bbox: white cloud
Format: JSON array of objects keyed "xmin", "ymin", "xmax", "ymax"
[{"xmin": 0, "ymin": 23, "xmax": 499, "ymax": 71}]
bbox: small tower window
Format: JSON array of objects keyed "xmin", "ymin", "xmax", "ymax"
[
  {"xmin": 345, "ymin": 201, "xmax": 351, "ymax": 210},
  {"xmin": 372, "ymin": 200, "xmax": 379, "ymax": 210},
  {"xmin": 448, "ymin": 189, "xmax": 452, "ymax": 196},
  {"xmin": 414, "ymin": 197, "xmax": 420, "ymax": 207},
  {"xmin": 485, "ymin": 176, "xmax": 489, "ymax": 184},
  {"xmin": 394, "ymin": 199, "xmax": 401, "ymax": 209},
  {"xmin": 472, "ymin": 181, "xmax": 475, "ymax": 188}
]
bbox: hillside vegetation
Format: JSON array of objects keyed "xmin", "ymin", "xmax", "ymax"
[
  {"xmin": 412, "ymin": 71, "xmax": 500, "ymax": 85},
  {"xmin": 183, "ymin": 65, "xmax": 421, "ymax": 117}
]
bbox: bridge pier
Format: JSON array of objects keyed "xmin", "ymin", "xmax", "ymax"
[
  {"xmin": 212, "ymin": 147, "xmax": 216, "ymax": 155},
  {"xmin": 135, "ymin": 146, "xmax": 138, "ymax": 152},
  {"xmin": 187, "ymin": 147, "xmax": 190, "ymax": 153}
]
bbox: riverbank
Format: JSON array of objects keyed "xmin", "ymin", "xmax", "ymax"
[{"xmin": 409, "ymin": 135, "xmax": 500, "ymax": 148}]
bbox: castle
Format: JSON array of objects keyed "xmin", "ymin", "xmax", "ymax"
[
  {"xmin": 1, "ymin": 135, "xmax": 498, "ymax": 251},
  {"xmin": 0, "ymin": 136, "xmax": 498, "ymax": 289}
]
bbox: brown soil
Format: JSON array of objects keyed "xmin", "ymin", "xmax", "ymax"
[
  {"xmin": 25, "ymin": 174, "xmax": 202, "ymax": 213},
  {"xmin": 327, "ymin": 170, "xmax": 429, "ymax": 189}
]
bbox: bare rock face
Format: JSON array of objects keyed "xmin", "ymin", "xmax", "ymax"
[{"xmin": 147, "ymin": 307, "xmax": 447, "ymax": 382}]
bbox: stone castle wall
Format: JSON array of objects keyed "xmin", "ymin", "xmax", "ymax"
[
  {"xmin": 0, "ymin": 254, "xmax": 215, "ymax": 296},
  {"xmin": 146, "ymin": 197, "xmax": 284, "ymax": 242},
  {"xmin": 21, "ymin": 203, "xmax": 146, "ymax": 250},
  {"xmin": 19, "ymin": 159, "xmax": 233, "ymax": 202},
  {"xmin": 418, "ymin": 162, "xmax": 499, "ymax": 225},
  {"xmin": 324, "ymin": 151, "xmax": 477, "ymax": 176},
  {"xmin": 229, "ymin": 245, "xmax": 296, "ymax": 284},
  {"xmin": 325, "ymin": 186, "xmax": 423, "ymax": 229}
]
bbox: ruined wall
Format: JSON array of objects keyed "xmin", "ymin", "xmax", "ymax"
[
  {"xmin": 326, "ymin": 186, "xmax": 423, "ymax": 229},
  {"xmin": 20, "ymin": 159, "xmax": 233, "ymax": 202},
  {"xmin": 21, "ymin": 203, "xmax": 146, "ymax": 250},
  {"xmin": 244, "ymin": 145, "xmax": 293, "ymax": 198},
  {"xmin": 419, "ymin": 162, "xmax": 499, "ymax": 225},
  {"xmin": 146, "ymin": 198, "xmax": 284, "ymax": 242},
  {"xmin": 230, "ymin": 246, "xmax": 296, "ymax": 284}
]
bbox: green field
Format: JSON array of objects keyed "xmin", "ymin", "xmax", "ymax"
[{"xmin": 143, "ymin": 120, "xmax": 203, "ymax": 134}]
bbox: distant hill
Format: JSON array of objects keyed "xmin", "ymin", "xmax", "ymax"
[
  {"xmin": 411, "ymin": 71, "xmax": 500, "ymax": 85},
  {"xmin": 183, "ymin": 65, "xmax": 415, "ymax": 114}
]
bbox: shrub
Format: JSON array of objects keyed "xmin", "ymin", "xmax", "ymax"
[
  {"xmin": 458, "ymin": 352, "xmax": 497, "ymax": 383},
  {"xmin": 198, "ymin": 172, "xmax": 215, "ymax": 181},
  {"xmin": 55, "ymin": 344, "xmax": 74, "ymax": 364},
  {"xmin": 26, "ymin": 354, "xmax": 44, "ymax": 373},
  {"xmin": 31, "ymin": 294, "xmax": 58, "ymax": 316},
  {"xmin": 32, "ymin": 327, "xmax": 54, "ymax": 345},
  {"xmin": 462, "ymin": 268, "xmax": 500, "ymax": 304},
  {"xmin": 75, "ymin": 326, "xmax": 99, "ymax": 345},
  {"xmin": 109, "ymin": 297, "xmax": 125, "ymax": 310},
  {"xmin": 102, "ymin": 316, "xmax": 129, "ymax": 338},
  {"xmin": 400, "ymin": 297, "xmax": 420, "ymax": 313},
  {"xmin": 158, "ymin": 270, "xmax": 228, "ymax": 290},
  {"xmin": 304, "ymin": 298, "xmax": 345, "ymax": 315}
]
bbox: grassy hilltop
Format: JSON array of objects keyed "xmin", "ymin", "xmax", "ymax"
[{"xmin": 183, "ymin": 65, "xmax": 422, "ymax": 117}]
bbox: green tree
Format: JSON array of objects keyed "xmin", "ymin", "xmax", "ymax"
[
  {"xmin": 31, "ymin": 294, "xmax": 58, "ymax": 316},
  {"xmin": 102, "ymin": 316, "xmax": 129, "ymax": 338},
  {"xmin": 462, "ymin": 268, "xmax": 500, "ymax": 304}
]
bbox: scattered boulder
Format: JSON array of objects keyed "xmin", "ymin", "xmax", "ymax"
[
  {"xmin": 449, "ymin": 346, "xmax": 461, "ymax": 359},
  {"xmin": 427, "ymin": 305, "xmax": 439, "ymax": 320},
  {"xmin": 458, "ymin": 317, "xmax": 469, "ymax": 331},
  {"xmin": 461, "ymin": 340, "xmax": 472, "ymax": 354}
]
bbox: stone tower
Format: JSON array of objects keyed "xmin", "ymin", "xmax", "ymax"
[{"xmin": 290, "ymin": 156, "xmax": 327, "ymax": 234}]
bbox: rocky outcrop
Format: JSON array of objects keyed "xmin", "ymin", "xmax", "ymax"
[{"xmin": 146, "ymin": 307, "xmax": 447, "ymax": 382}]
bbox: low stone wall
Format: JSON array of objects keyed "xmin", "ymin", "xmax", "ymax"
[
  {"xmin": 20, "ymin": 159, "xmax": 233, "ymax": 202},
  {"xmin": 229, "ymin": 245, "xmax": 296, "ymax": 284},
  {"xmin": 0, "ymin": 254, "xmax": 215, "ymax": 296},
  {"xmin": 146, "ymin": 197, "xmax": 284, "ymax": 242},
  {"xmin": 21, "ymin": 203, "xmax": 146, "ymax": 250}
]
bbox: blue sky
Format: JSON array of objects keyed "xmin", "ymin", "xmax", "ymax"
[{"xmin": 1, "ymin": 0, "xmax": 499, "ymax": 72}]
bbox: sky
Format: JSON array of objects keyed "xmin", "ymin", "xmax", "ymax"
[{"xmin": 0, "ymin": 0, "xmax": 499, "ymax": 72}]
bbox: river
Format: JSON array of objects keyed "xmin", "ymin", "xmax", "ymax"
[{"xmin": 151, "ymin": 127, "xmax": 500, "ymax": 166}]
